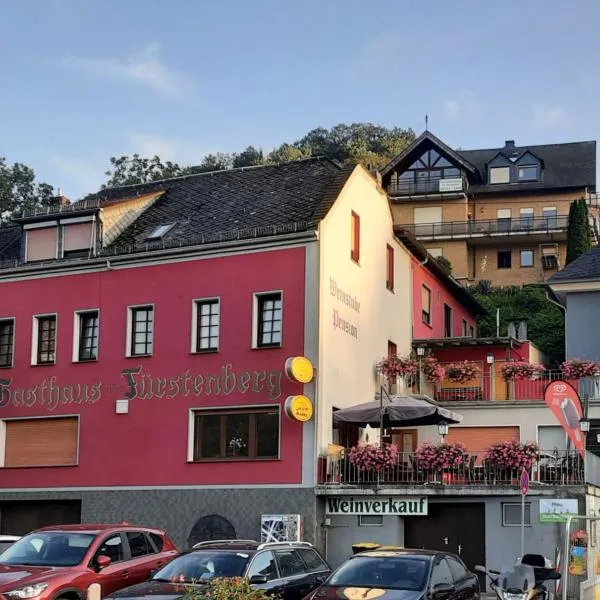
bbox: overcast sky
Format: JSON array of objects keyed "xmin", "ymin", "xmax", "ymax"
[{"xmin": 1, "ymin": 0, "xmax": 599, "ymax": 199}]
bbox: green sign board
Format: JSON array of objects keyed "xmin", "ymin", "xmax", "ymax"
[{"xmin": 539, "ymin": 499, "xmax": 579, "ymax": 523}]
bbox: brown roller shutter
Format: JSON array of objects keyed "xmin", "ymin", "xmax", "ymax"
[
  {"xmin": 446, "ymin": 426, "xmax": 520, "ymax": 459},
  {"xmin": 5, "ymin": 417, "xmax": 78, "ymax": 467}
]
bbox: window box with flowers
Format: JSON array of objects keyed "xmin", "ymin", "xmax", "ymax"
[
  {"xmin": 500, "ymin": 361, "xmax": 545, "ymax": 380},
  {"xmin": 445, "ymin": 361, "xmax": 480, "ymax": 384},
  {"xmin": 415, "ymin": 441, "xmax": 467, "ymax": 482},
  {"xmin": 561, "ymin": 359, "xmax": 600, "ymax": 379},
  {"xmin": 421, "ymin": 357, "xmax": 446, "ymax": 386},
  {"xmin": 377, "ymin": 354, "xmax": 418, "ymax": 382},
  {"xmin": 484, "ymin": 440, "xmax": 539, "ymax": 483},
  {"xmin": 348, "ymin": 442, "xmax": 399, "ymax": 483}
]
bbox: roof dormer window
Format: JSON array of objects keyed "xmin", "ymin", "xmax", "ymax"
[
  {"xmin": 518, "ymin": 165, "xmax": 538, "ymax": 182},
  {"xmin": 147, "ymin": 223, "xmax": 175, "ymax": 240},
  {"xmin": 489, "ymin": 166, "xmax": 510, "ymax": 184}
]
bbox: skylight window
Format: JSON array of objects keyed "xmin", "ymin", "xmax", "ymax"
[{"xmin": 147, "ymin": 223, "xmax": 175, "ymax": 240}]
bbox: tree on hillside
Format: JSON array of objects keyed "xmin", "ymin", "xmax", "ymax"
[
  {"xmin": 566, "ymin": 198, "xmax": 592, "ymax": 265},
  {"xmin": 103, "ymin": 155, "xmax": 192, "ymax": 188},
  {"xmin": 470, "ymin": 283, "xmax": 565, "ymax": 365},
  {"xmin": 0, "ymin": 158, "xmax": 55, "ymax": 222},
  {"xmin": 100, "ymin": 122, "xmax": 416, "ymax": 189},
  {"xmin": 232, "ymin": 146, "xmax": 264, "ymax": 168}
]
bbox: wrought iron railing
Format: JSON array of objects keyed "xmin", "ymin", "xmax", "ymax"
[
  {"xmin": 317, "ymin": 449, "xmax": 584, "ymax": 487},
  {"xmin": 401, "ymin": 215, "xmax": 568, "ymax": 239},
  {"xmin": 387, "ymin": 176, "xmax": 466, "ymax": 196}
]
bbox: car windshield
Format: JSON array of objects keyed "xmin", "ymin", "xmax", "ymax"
[
  {"xmin": 327, "ymin": 555, "xmax": 430, "ymax": 591},
  {"xmin": 153, "ymin": 551, "xmax": 250, "ymax": 583},
  {"xmin": 0, "ymin": 532, "xmax": 96, "ymax": 567}
]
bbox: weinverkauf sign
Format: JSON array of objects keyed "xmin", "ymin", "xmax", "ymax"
[{"xmin": 325, "ymin": 497, "xmax": 428, "ymax": 516}]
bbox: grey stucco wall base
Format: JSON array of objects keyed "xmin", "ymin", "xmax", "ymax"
[{"xmin": 0, "ymin": 488, "xmax": 317, "ymax": 549}]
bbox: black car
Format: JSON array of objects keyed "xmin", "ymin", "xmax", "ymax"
[
  {"xmin": 104, "ymin": 540, "xmax": 331, "ymax": 600},
  {"xmin": 303, "ymin": 548, "xmax": 480, "ymax": 600}
]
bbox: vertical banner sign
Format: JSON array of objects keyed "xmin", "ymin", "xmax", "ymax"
[{"xmin": 544, "ymin": 380, "xmax": 585, "ymax": 458}]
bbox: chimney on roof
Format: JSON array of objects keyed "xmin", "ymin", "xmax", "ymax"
[
  {"xmin": 52, "ymin": 187, "xmax": 71, "ymax": 206},
  {"xmin": 504, "ymin": 140, "xmax": 515, "ymax": 149}
]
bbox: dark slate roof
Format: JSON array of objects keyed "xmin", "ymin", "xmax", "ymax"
[
  {"xmin": 381, "ymin": 130, "xmax": 596, "ymax": 194},
  {"xmin": 85, "ymin": 157, "xmax": 355, "ymax": 249},
  {"xmin": 380, "ymin": 131, "xmax": 478, "ymax": 177},
  {"xmin": 0, "ymin": 225, "xmax": 23, "ymax": 262},
  {"xmin": 457, "ymin": 140, "xmax": 596, "ymax": 194},
  {"xmin": 547, "ymin": 246, "xmax": 600, "ymax": 283}
]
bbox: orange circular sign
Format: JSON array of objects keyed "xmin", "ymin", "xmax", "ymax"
[
  {"xmin": 285, "ymin": 356, "xmax": 314, "ymax": 384},
  {"xmin": 285, "ymin": 395, "xmax": 314, "ymax": 422}
]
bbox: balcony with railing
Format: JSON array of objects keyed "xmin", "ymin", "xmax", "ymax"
[
  {"xmin": 402, "ymin": 215, "xmax": 568, "ymax": 241},
  {"xmin": 387, "ymin": 176, "xmax": 467, "ymax": 198},
  {"xmin": 431, "ymin": 366, "xmax": 582, "ymax": 403},
  {"xmin": 317, "ymin": 449, "xmax": 584, "ymax": 489}
]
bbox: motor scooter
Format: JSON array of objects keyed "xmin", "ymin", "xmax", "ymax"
[{"xmin": 475, "ymin": 554, "xmax": 561, "ymax": 600}]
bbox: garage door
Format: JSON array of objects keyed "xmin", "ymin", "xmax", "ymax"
[
  {"xmin": 446, "ymin": 426, "xmax": 520, "ymax": 463},
  {"xmin": 0, "ymin": 501, "xmax": 82, "ymax": 536}
]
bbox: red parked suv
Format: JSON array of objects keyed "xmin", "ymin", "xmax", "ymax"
[{"xmin": 0, "ymin": 524, "xmax": 178, "ymax": 600}]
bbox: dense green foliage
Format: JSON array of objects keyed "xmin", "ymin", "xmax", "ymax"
[
  {"xmin": 566, "ymin": 198, "xmax": 592, "ymax": 265},
  {"xmin": 470, "ymin": 282, "xmax": 565, "ymax": 366},
  {"xmin": 0, "ymin": 157, "xmax": 55, "ymax": 222},
  {"xmin": 102, "ymin": 123, "xmax": 416, "ymax": 188}
]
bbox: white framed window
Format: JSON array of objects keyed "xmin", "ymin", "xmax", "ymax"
[
  {"xmin": 0, "ymin": 318, "xmax": 15, "ymax": 368},
  {"xmin": 502, "ymin": 503, "xmax": 531, "ymax": 527},
  {"xmin": 489, "ymin": 166, "xmax": 510, "ymax": 184},
  {"xmin": 126, "ymin": 305, "xmax": 154, "ymax": 357},
  {"xmin": 252, "ymin": 292, "xmax": 283, "ymax": 349},
  {"xmin": 72, "ymin": 310, "xmax": 99, "ymax": 362},
  {"xmin": 31, "ymin": 314, "xmax": 58, "ymax": 366},
  {"xmin": 358, "ymin": 515, "xmax": 384, "ymax": 527},
  {"xmin": 427, "ymin": 247, "xmax": 443, "ymax": 258},
  {"xmin": 191, "ymin": 298, "xmax": 220, "ymax": 353},
  {"xmin": 518, "ymin": 165, "xmax": 538, "ymax": 181}
]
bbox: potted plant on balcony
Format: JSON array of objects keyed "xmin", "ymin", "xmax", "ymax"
[
  {"xmin": 561, "ymin": 359, "xmax": 600, "ymax": 379},
  {"xmin": 415, "ymin": 440, "xmax": 467, "ymax": 482},
  {"xmin": 445, "ymin": 361, "xmax": 480, "ymax": 384},
  {"xmin": 500, "ymin": 361, "xmax": 545, "ymax": 380},
  {"xmin": 484, "ymin": 440, "xmax": 539, "ymax": 483},
  {"xmin": 376, "ymin": 354, "xmax": 418, "ymax": 381},
  {"xmin": 349, "ymin": 442, "xmax": 399, "ymax": 477},
  {"xmin": 421, "ymin": 356, "xmax": 446, "ymax": 385}
]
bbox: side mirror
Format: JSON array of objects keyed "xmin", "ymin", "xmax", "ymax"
[
  {"xmin": 474, "ymin": 565, "xmax": 487, "ymax": 574},
  {"xmin": 96, "ymin": 555, "xmax": 112, "ymax": 570},
  {"xmin": 249, "ymin": 574, "xmax": 268, "ymax": 585},
  {"xmin": 432, "ymin": 582, "xmax": 455, "ymax": 599}
]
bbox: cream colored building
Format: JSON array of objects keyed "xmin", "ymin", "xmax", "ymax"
[
  {"xmin": 314, "ymin": 165, "xmax": 412, "ymax": 452},
  {"xmin": 381, "ymin": 131, "xmax": 597, "ymax": 286}
]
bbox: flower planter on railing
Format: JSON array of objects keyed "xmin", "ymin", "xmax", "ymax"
[
  {"xmin": 421, "ymin": 356, "xmax": 445, "ymax": 385},
  {"xmin": 561, "ymin": 359, "xmax": 600, "ymax": 379},
  {"xmin": 484, "ymin": 440, "xmax": 539, "ymax": 484},
  {"xmin": 348, "ymin": 442, "xmax": 399, "ymax": 483},
  {"xmin": 415, "ymin": 441, "xmax": 467, "ymax": 483},
  {"xmin": 376, "ymin": 354, "xmax": 418, "ymax": 385},
  {"xmin": 500, "ymin": 361, "xmax": 545, "ymax": 381},
  {"xmin": 445, "ymin": 361, "xmax": 480, "ymax": 384}
]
